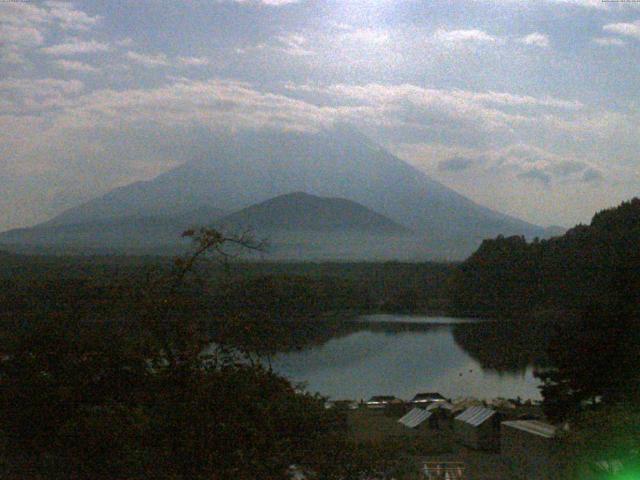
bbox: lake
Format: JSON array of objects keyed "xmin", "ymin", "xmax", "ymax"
[{"xmin": 270, "ymin": 315, "xmax": 548, "ymax": 401}]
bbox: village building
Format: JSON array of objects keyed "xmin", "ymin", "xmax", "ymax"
[
  {"xmin": 365, "ymin": 395, "xmax": 402, "ymax": 409},
  {"xmin": 426, "ymin": 401, "xmax": 456, "ymax": 429},
  {"xmin": 410, "ymin": 392, "xmax": 447, "ymax": 406},
  {"xmin": 454, "ymin": 406, "xmax": 501, "ymax": 450},
  {"xmin": 398, "ymin": 407, "xmax": 435, "ymax": 430},
  {"xmin": 501, "ymin": 420, "xmax": 559, "ymax": 480}
]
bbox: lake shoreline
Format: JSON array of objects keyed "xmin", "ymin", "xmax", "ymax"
[{"xmin": 269, "ymin": 313, "xmax": 545, "ymax": 402}]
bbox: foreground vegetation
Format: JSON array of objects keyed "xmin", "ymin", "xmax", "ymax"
[
  {"xmin": 0, "ymin": 230, "xmax": 418, "ymax": 479},
  {"xmin": 0, "ymin": 199, "xmax": 638, "ymax": 478}
]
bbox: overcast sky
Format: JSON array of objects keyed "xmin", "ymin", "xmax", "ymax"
[{"xmin": 1, "ymin": 0, "xmax": 639, "ymax": 230}]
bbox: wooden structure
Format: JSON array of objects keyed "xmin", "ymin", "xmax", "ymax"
[
  {"xmin": 501, "ymin": 420, "xmax": 559, "ymax": 480},
  {"xmin": 454, "ymin": 406, "xmax": 501, "ymax": 451}
]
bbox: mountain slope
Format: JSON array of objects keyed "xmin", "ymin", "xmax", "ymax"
[
  {"xmin": 0, "ymin": 207, "xmax": 225, "ymax": 254},
  {"xmin": 219, "ymin": 192, "xmax": 409, "ymax": 234},
  {"xmin": 0, "ymin": 126, "xmax": 544, "ymax": 259}
]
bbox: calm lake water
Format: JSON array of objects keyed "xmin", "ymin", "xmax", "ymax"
[{"xmin": 270, "ymin": 315, "xmax": 546, "ymax": 401}]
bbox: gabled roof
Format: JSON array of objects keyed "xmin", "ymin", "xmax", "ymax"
[
  {"xmin": 502, "ymin": 420, "xmax": 557, "ymax": 438},
  {"xmin": 399, "ymin": 408, "xmax": 433, "ymax": 428},
  {"xmin": 455, "ymin": 406, "xmax": 496, "ymax": 427}
]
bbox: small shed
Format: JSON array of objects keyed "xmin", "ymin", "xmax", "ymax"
[
  {"xmin": 501, "ymin": 420, "xmax": 559, "ymax": 480},
  {"xmin": 454, "ymin": 406, "xmax": 501, "ymax": 450},
  {"xmin": 398, "ymin": 407, "xmax": 434, "ymax": 429},
  {"xmin": 426, "ymin": 401, "xmax": 456, "ymax": 429}
]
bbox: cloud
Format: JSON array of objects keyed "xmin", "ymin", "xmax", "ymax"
[
  {"xmin": 178, "ymin": 56, "xmax": 211, "ymax": 66},
  {"xmin": 0, "ymin": 50, "xmax": 26, "ymax": 65},
  {"xmin": 438, "ymin": 157, "xmax": 476, "ymax": 172},
  {"xmin": 518, "ymin": 32, "xmax": 550, "ymax": 48},
  {"xmin": 0, "ymin": 78, "xmax": 339, "ymax": 134},
  {"xmin": 479, "ymin": 0, "xmax": 608, "ymax": 9},
  {"xmin": 43, "ymin": 1, "xmax": 101, "ymax": 31},
  {"xmin": 0, "ymin": 2, "xmax": 100, "ymax": 66},
  {"xmin": 548, "ymin": 159, "xmax": 590, "ymax": 176},
  {"xmin": 340, "ymin": 27, "xmax": 390, "ymax": 46},
  {"xmin": 115, "ymin": 37, "xmax": 134, "ymax": 47},
  {"xmin": 0, "ymin": 3, "xmax": 50, "ymax": 28},
  {"xmin": 399, "ymin": 140, "xmax": 603, "ymax": 187},
  {"xmin": 603, "ymin": 21, "xmax": 640, "ymax": 40},
  {"xmin": 544, "ymin": 0, "xmax": 606, "ymax": 7},
  {"xmin": 274, "ymin": 33, "xmax": 314, "ymax": 56},
  {"xmin": 0, "ymin": 24, "xmax": 44, "ymax": 47},
  {"xmin": 432, "ymin": 28, "xmax": 498, "ymax": 44},
  {"xmin": 288, "ymin": 82, "xmax": 582, "ymax": 136},
  {"xmin": 517, "ymin": 168, "xmax": 551, "ymax": 185},
  {"xmin": 126, "ymin": 51, "xmax": 170, "ymax": 67},
  {"xmin": 53, "ymin": 59, "xmax": 99, "ymax": 73},
  {"xmin": 582, "ymin": 168, "xmax": 604, "ymax": 183},
  {"xmin": 0, "ymin": 78, "xmax": 85, "ymax": 111},
  {"xmin": 229, "ymin": 0, "xmax": 302, "ymax": 5},
  {"xmin": 42, "ymin": 38, "xmax": 110, "ymax": 55},
  {"xmin": 593, "ymin": 37, "xmax": 626, "ymax": 46}
]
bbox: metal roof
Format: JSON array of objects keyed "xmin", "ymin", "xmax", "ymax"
[
  {"xmin": 399, "ymin": 408, "xmax": 433, "ymax": 428},
  {"xmin": 454, "ymin": 406, "xmax": 496, "ymax": 427},
  {"xmin": 502, "ymin": 420, "xmax": 557, "ymax": 438}
]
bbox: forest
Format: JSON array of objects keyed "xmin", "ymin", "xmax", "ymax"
[{"xmin": 448, "ymin": 198, "xmax": 640, "ymax": 321}]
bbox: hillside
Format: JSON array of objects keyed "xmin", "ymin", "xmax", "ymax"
[
  {"xmin": 219, "ymin": 192, "xmax": 409, "ymax": 234},
  {"xmin": 448, "ymin": 198, "xmax": 640, "ymax": 319}
]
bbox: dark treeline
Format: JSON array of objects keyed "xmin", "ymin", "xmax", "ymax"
[
  {"xmin": 448, "ymin": 198, "xmax": 640, "ymax": 320},
  {"xmin": 0, "ymin": 257, "xmax": 453, "ymax": 324}
]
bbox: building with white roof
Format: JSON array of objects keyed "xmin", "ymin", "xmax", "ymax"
[
  {"xmin": 501, "ymin": 420, "xmax": 560, "ymax": 480},
  {"xmin": 453, "ymin": 406, "xmax": 501, "ymax": 450},
  {"xmin": 398, "ymin": 407, "xmax": 433, "ymax": 429}
]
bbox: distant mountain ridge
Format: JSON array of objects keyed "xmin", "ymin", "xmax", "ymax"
[{"xmin": 0, "ymin": 126, "xmax": 545, "ymax": 259}]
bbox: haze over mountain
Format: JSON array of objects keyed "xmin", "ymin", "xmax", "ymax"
[{"xmin": 0, "ymin": 126, "xmax": 545, "ymax": 260}]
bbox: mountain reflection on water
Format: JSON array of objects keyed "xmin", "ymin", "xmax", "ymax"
[{"xmin": 268, "ymin": 316, "xmax": 551, "ymax": 401}]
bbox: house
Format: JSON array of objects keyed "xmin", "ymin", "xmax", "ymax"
[
  {"xmin": 410, "ymin": 392, "xmax": 447, "ymax": 406},
  {"xmin": 454, "ymin": 406, "xmax": 501, "ymax": 450},
  {"xmin": 426, "ymin": 401, "xmax": 456, "ymax": 429},
  {"xmin": 365, "ymin": 395, "xmax": 402, "ymax": 409},
  {"xmin": 398, "ymin": 407, "xmax": 434, "ymax": 429},
  {"xmin": 501, "ymin": 420, "xmax": 560, "ymax": 480}
]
